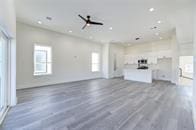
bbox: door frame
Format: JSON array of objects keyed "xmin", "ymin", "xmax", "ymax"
[{"xmin": 0, "ymin": 30, "xmax": 11, "ymax": 124}]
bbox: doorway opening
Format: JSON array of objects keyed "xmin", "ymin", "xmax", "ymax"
[{"xmin": 179, "ymin": 56, "xmax": 194, "ymax": 87}]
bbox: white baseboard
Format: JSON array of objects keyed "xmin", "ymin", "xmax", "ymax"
[{"xmin": 17, "ymin": 76, "xmax": 103, "ymax": 90}]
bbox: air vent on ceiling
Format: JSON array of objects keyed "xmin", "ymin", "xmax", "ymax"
[
  {"xmin": 46, "ymin": 16, "xmax": 52, "ymax": 21},
  {"xmin": 150, "ymin": 26, "xmax": 157, "ymax": 30}
]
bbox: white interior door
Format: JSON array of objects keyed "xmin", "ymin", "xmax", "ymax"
[{"xmin": 0, "ymin": 31, "xmax": 8, "ymax": 118}]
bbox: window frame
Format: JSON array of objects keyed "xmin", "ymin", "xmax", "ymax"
[
  {"xmin": 91, "ymin": 52, "xmax": 100, "ymax": 72},
  {"xmin": 34, "ymin": 44, "xmax": 52, "ymax": 76}
]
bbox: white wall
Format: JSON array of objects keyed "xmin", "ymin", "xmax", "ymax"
[
  {"xmin": 179, "ymin": 42, "xmax": 193, "ymax": 56},
  {"xmin": 102, "ymin": 43, "xmax": 124, "ymax": 79},
  {"xmin": 171, "ymin": 34, "xmax": 180, "ymax": 84},
  {"xmin": 125, "ymin": 39, "xmax": 172, "ymax": 55},
  {"xmin": 102, "ymin": 43, "xmax": 110, "ymax": 78},
  {"xmin": 170, "ymin": 2, "xmax": 193, "ymax": 45},
  {"xmin": 156, "ymin": 58, "xmax": 172, "ymax": 81},
  {"xmin": 0, "ymin": 0, "xmax": 16, "ymax": 106},
  {"xmin": 16, "ymin": 22, "xmax": 103, "ymax": 89},
  {"xmin": 0, "ymin": 0, "xmax": 16, "ymax": 37}
]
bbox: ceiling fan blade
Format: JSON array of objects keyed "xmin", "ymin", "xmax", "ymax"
[
  {"xmin": 82, "ymin": 24, "xmax": 87, "ymax": 29},
  {"xmin": 89, "ymin": 21, "xmax": 103, "ymax": 25},
  {"xmin": 78, "ymin": 15, "xmax": 87, "ymax": 22}
]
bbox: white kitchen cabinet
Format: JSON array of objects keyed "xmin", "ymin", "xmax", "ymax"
[
  {"xmin": 152, "ymin": 69, "xmax": 158, "ymax": 79},
  {"xmin": 157, "ymin": 50, "xmax": 172, "ymax": 58},
  {"xmin": 164, "ymin": 50, "xmax": 172, "ymax": 58},
  {"xmin": 124, "ymin": 50, "xmax": 171, "ymax": 65},
  {"xmin": 152, "ymin": 57, "xmax": 157, "ymax": 64},
  {"xmin": 148, "ymin": 56, "xmax": 157, "ymax": 64},
  {"xmin": 124, "ymin": 55, "xmax": 128, "ymax": 64},
  {"xmin": 129, "ymin": 56, "xmax": 134, "ymax": 64}
]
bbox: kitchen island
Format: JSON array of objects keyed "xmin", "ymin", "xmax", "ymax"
[{"xmin": 124, "ymin": 68, "xmax": 152, "ymax": 83}]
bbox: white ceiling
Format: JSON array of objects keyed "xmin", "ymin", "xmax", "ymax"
[{"xmin": 15, "ymin": 0, "xmax": 193, "ymax": 44}]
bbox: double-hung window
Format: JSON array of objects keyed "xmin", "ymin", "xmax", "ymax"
[
  {"xmin": 91, "ymin": 52, "xmax": 100, "ymax": 72},
  {"xmin": 34, "ymin": 45, "xmax": 52, "ymax": 75}
]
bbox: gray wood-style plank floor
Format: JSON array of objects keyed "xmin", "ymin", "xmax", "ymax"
[{"xmin": 0, "ymin": 78, "xmax": 194, "ymax": 130}]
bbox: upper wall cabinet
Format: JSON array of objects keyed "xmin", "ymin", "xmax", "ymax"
[
  {"xmin": 157, "ymin": 50, "xmax": 172, "ymax": 58},
  {"xmin": 124, "ymin": 50, "xmax": 172, "ymax": 65},
  {"xmin": 148, "ymin": 57, "xmax": 157, "ymax": 64}
]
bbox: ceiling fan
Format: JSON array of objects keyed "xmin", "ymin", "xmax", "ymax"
[{"xmin": 78, "ymin": 14, "xmax": 104, "ymax": 29}]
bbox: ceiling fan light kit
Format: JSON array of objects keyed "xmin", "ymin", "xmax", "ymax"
[{"xmin": 78, "ymin": 14, "xmax": 104, "ymax": 29}]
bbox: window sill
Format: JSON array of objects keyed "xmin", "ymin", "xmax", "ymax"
[
  {"xmin": 92, "ymin": 71, "xmax": 100, "ymax": 73},
  {"xmin": 33, "ymin": 73, "xmax": 52, "ymax": 76}
]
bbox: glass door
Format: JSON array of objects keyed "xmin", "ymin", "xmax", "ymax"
[{"xmin": 0, "ymin": 31, "xmax": 8, "ymax": 119}]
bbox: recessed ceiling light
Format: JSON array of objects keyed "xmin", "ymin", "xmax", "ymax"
[
  {"xmin": 68, "ymin": 30, "xmax": 72, "ymax": 33},
  {"xmin": 37, "ymin": 21, "xmax": 42, "ymax": 24},
  {"xmin": 157, "ymin": 21, "xmax": 162, "ymax": 24},
  {"xmin": 149, "ymin": 8, "xmax": 155, "ymax": 12},
  {"xmin": 159, "ymin": 37, "xmax": 163, "ymax": 40},
  {"xmin": 155, "ymin": 33, "xmax": 159, "ymax": 36},
  {"xmin": 109, "ymin": 27, "xmax": 113, "ymax": 30}
]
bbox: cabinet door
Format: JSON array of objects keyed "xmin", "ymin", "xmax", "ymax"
[
  {"xmin": 165, "ymin": 50, "xmax": 172, "ymax": 58},
  {"xmin": 153, "ymin": 57, "xmax": 157, "ymax": 64},
  {"xmin": 134, "ymin": 56, "xmax": 138, "ymax": 64},
  {"xmin": 148, "ymin": 57, "xmax": 153, "ymax": 64},
  {"xmin": 124, "ymin": 55, "xmax": 129, "ymax": 64},
  {"xmin": 148, "ymin": 56, "xmax": 157, "ymax": 64}
]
